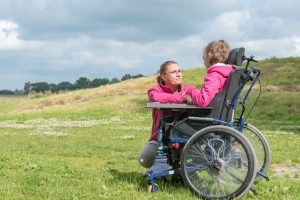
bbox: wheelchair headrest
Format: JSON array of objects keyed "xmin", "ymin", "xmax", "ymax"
[{"xmin": 228, "ymin": 47, "xmax": 245, "ymax": 66}]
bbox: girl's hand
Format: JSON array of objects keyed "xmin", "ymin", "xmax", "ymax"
[{"xmin": 182, "ymin": 95, "xmax": 193, "ymax": 104}]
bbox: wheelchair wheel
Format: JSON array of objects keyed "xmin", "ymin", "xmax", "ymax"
[
  {"xmin": 180, "ymin": 125, "xmax": 256, "ymax": 199},
  {"xmin": 240, "ymin": 123, "xmax": 271, "ymax": 183}
]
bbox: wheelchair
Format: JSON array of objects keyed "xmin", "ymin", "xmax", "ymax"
[{"xmin": 145, "ymin": 48, "xmax": 270, "ymax": 199}]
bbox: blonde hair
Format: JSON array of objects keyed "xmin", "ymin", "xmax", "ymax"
[
  {"xmin": 156, "ymin": 60, "xmax": 177, "ymax": 84},
  {"xmin": 204, "ymin": 40, "xmax": 230, "ymax": 66}
]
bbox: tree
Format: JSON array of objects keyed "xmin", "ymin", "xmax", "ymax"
[
  {"xmin": 74, "ymin": 77, "xmax": 91, "ymax": 89},
  {"xmin": 31, "ymin": 82, "xmax": 50, "ymax": 93},
  {"xmin": 121, "ymin": 74, "xmax": 132, "ymax": 81},
  {"xmin": 14, "ymin": 89, "xmax": 24, "ymax": 95},
  {"xmin": 121, "ymin": 73, "xmax": 144, "ymax": 81},
  {"xmin": 91, "ymin": 78, "xmax": 110, "ymax": 88},
  {"xmin": 110, "ymin": 77, "xmax": 120, "ymax": 84},
  {"xmin": 132, "ymin": 74, "xmax": 144, "ymax": 79},
  {"xmin": 24, "ymin": 82, "xmax": 32, "ymax": 94},
  {"xmin": 49, "ymin": 83, "xmax": 58, "ymax": 93},
  {"xmin": 57, "ymin": 81, "xmax": 73, "ymax": 91},
  {"xmin": 0, "ymin": 90, "xmax": 14, "ymax": 95}
]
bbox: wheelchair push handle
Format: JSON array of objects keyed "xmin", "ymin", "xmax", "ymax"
[
  {"xmin": 244, "ymin": 55, "xmax": 258, "ymax": 73},
  {"xmin": 244, "ymin": 55, "xmax": 258, "ymax": 63}
]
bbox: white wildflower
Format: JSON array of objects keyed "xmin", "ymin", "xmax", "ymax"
[
  {"xmin": 31, "ymin": 127, "xmax": 68, "ymax": 137},
  {"xmin": 24, "ymin": 163, "xmax": 37, "ymax": 170},
  {"xmin": 0, "ymin": 115, "xmax": 150, "ymax": 136},
  {"xmin": 110, "ymin": 126, "xmax": 150, "ymax": 131},
  {"xmin": 116, "ymin": 135, "xmax": 135, "ymax": 140}
]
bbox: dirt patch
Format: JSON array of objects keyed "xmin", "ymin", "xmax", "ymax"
[
  {"xmin": 56, "ymin": 99, "xmax": 65, "ymax": 105},
  {"xmin": 74, "ymin": 96, "xmax": 82, "ymax": 100},
  {"xmin": 265, "ymin": 85, "xmax": 300, "ymax": 92},
  {"xmin": 42, "ymin": 100, "xmax": 53, "ymax": 107},
  {"xmin": 272, "ymin": 162, "xmax": 300, "ymax": 181}
]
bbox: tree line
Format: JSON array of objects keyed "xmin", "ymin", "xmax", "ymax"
[{"xmin": 0, "ymin": 73, "xmax": 144, "ymax": 95}]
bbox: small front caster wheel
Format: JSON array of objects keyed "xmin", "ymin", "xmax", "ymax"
[{"xmin": 146, "ymin": 183, "xmax": 159, "ymax": 192}]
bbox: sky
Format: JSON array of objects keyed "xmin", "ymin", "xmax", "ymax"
[{"xmin": 0, "ymin": 0, "xmax": 299, "ymax": 90}]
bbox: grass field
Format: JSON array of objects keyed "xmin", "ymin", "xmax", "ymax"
[{"xmin": 0, "ymin": 57, "xmax": 299, "ymax": 199}]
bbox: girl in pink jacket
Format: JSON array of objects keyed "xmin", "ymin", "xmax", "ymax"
[
  {"xmin": 138, "ymin": 60, "xmax": 195, "ymax": 168},
  {"xmin": 187, "ymin": 40, "xmax": 235, "ymax": 107}
]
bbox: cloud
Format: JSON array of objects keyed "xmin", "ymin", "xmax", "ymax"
[
  {"xmin": 0, "ymin": 20, "xmax": 42, "ymax": 50},
  {"xmin": 0, "ymin": 0, "xmax": 244, "ymax": 42},
  {"xmin": 201, "ymin": 11, "xmax": 250, "ymax": 41},
  {"xmin": 0, "ymin": 0, "xmax": 299, "ymax": 90},
  {"xmin": 0, "ymin": 20, "xmax": 22, "ymax": 49},
  {"xmin": 240, "ymin": 37, "xmax": 300, "ymax": 59}
]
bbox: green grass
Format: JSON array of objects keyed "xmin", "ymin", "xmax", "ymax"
[{"xmin": 0, "ymin": 57, "xmax": 299, "ymax": 199}]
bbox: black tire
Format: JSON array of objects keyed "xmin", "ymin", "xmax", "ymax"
[
  {"xmin": 180, "ymin": 125, "xmax": 256, "ymax": 199},
  {"xmin": 240, "ymin": 123, "xmax": 271, "ymax": 183}
]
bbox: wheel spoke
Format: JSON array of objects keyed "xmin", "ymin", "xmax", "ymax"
[{"xmin": 239, "ymin": 123, "xmax": 270, "ymax": 183}]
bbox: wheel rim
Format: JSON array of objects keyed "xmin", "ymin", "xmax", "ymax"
[{"xmin": 181, "ymin": 126, "xmax": 256, "ymax": 199}]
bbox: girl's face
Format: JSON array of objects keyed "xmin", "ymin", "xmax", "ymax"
[{"xmin": 162, "ymin": 63, "xmax": 182, "ymax": 87}]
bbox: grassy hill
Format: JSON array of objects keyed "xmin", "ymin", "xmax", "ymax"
[{"xmin": 0, "ymin": 57, "xmax": 299, "ymax": 199}]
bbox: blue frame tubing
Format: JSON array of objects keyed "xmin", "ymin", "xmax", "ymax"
[{"xmin": 232, "ymin": 66, "xmax": 261, "ymax": 132}]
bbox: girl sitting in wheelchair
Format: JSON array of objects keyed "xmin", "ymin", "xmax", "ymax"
[{"xmin": 186, "ymin": 39, "xmax": 234, "ymax": 106}]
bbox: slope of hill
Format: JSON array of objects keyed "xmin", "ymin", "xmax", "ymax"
[{"xmin": 0, "ymin": 57, "xmax": 299, "ymax": 129}]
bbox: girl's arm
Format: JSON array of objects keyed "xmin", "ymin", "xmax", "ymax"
[
  {"xmin": 148, "ymin": 88, "xmax": 184, "ymax": 103},
  {"xmin": 190, "ymin": 73, "xmax": 222, "ymax": 107}
]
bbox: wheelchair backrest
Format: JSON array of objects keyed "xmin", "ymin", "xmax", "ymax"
[{"xmin": 208, "ymin": 68, "xmax": 244, "ymax": 122}]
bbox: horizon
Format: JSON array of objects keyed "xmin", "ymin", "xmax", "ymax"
[{"xmin": 0, "ymin": 55, "xmax": 297, "ymax": 91}]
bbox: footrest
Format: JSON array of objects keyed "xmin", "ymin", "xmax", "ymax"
[{"xmin": 148, "ymin": 156, "xmax": 169, "ymax": 174}]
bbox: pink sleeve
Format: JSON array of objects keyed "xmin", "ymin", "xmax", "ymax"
[
  {"xmin": 148, "ymin": 88, "xmax": 184, "ymax": 103},
  {"xmin": 182, "ymin": 85, "xmax": 197, "ymax": 95},
  {"xmin": 191, "ymin": 73, "xmax": 222, "ymax": 107}
]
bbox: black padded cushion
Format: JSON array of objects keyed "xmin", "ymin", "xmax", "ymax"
[{"xmin": 228, "ymin": 47, "xmax": 245, "ymax": 66}]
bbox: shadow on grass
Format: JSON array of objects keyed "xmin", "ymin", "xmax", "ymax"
[
  {"xmin": 109, "ymin": 168, "xmax": 147, "ymax": 191},
  {"xmin": 109, "ymin": 168, "xmax": 186, "ymax": 192}
]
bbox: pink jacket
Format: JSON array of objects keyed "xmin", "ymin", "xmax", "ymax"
[
  {"xmin": 148, "ymin": 83, "xmax": 196, "ymax": 141},
  {"xmin": 187, "ymin": 64, "xmax": 235, "ymax": 107}
]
